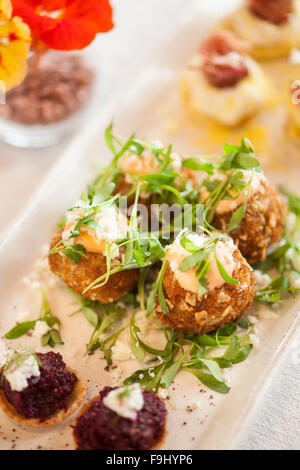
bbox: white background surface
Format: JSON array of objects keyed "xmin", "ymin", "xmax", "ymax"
[{"xmin": 0, "ymin": 0, "xmax": 298, "ymax": 450}]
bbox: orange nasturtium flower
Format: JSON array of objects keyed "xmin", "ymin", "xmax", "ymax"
[
  {"xmin": 0, "ymin": 0, "xmax": 31, "ymax": 91},
  {"xmin": 11, "ymin": 0, "xmax": 114, "ymax": 51}
]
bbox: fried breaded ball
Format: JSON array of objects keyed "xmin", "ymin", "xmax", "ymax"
[
  {"xmin": 49, "ymin": 230, "xmax": 139, "ymax": 303},
  {"xmin": 211, "ymin": 178, "xmax": 286, "ymax": 265},
  {"xmin": 156, "ymin": 247, "xmax": 254, "ymax": 335}
]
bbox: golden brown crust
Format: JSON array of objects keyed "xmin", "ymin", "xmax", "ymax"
[
  {"xmin": 49, "ymin": 230, "xmax": 139, "ymax": 303},
  {"xmin": 156, "ymin": 249, "xmax": 255, "ymax": 334},
  {"xmin": 211, "ymin": 180, "xmax": 286, "ymax": 265},
  {"xmin": 0, "ymin": 367, "xmax": 87, "ymax": 428}
]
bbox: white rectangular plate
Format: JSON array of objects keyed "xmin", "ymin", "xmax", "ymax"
[{"xmin": 0, "ymin": 0, "xmax": 299, "ymax": 450}]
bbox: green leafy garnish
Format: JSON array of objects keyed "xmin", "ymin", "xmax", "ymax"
[{"xmin": 5, "ymin": 288, "xmax": 63, "ymax": 348}]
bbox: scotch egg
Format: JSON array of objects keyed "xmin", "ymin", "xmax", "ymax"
[
  {"xmin": 49, "ymin": 202, "xmax": 139, "ymax": 303},
  {"xmin": 200, "ymin": 168, "xmax": 286, "ymax": 264},
  {"xmin": 155, "ymin": 232, "xmax": 255, "ymax": 334}
]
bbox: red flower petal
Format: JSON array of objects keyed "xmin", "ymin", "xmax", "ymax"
[
  {"xmin": 41, "ymin": 18, "xmax": 100, "ymax": 50},
  {"xmin": 12, "ymin": 0, "xmax": 113, "ymax": 50},
  {"xmin": 12, "ymin": 0, "xmax": 60, "ymax": 35},
  {"xmin": 65, "ymin": 0, "xmax": 113, "ymax": 33}
]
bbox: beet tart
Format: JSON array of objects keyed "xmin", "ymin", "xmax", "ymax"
[
  {"xmin": 0, "ymin": 348, "xmax": 86, "ymax": 427},
  {"xmin": 73, "ymin": 384, "xmax": 167, "ymax": 450}
]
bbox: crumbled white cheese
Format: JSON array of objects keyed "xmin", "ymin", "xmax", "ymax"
[
  {"xmin": 157, "ymin": 388, "xmax": 169, "ymax": 400},
  {"xmin": 5, "ymin": 355, "xmax": 40, "ymax": 392},
  {"xmin": 289, "ymin": 272, "xmax": 300, "ymax": 289},
  {"xmin": 110, "ymin": 365, "xmax": 123, "ymax": 385},
  {"xmin": 32, "ymin": 321, "xmax": 49, "ymax": 339},
  {"xmin": 94, "ymin": 205, "xmax": 128, "ymax": 246},
  {"xmin": 0, "ymin": 341, "xmax": 8, "ymax": 368},
  {"xmin": 249, "ymin": 333, "xmax": 260, "ymax": 349},
  {"xmin": 111, "ymin": 340, "xmax": 135, "ymax": 361},
  {"xmin": 34, "ymin": 257, "xmax": 49, "ymax": 276},
  {"xmin": 103, "ymin": 383, "xmax": 144, "ymax": 420},
  {"xmin": 247, "ymin": 314, "xmax": 258, "ymax": 324},
  {"xmin": 285, "ymin": 246, "xmax": 300, "ymax": 271},
  {"xmin": 62, "ymin": 203, "xmax": 128, "ymax": 259},
  {"xmin": 21, "ymin": 277, "xmax": 42, "ymax": 290},
  {"xmin": 190, "ymin": 401, "xmax": 203, "ymax": 410},
  {"xmin": 254, "ymin": 270, "xmax": 272, "ymax": 290},
  {"xmin": 170, "ymin": 152, "xmax": 182, "ymax": 171}
]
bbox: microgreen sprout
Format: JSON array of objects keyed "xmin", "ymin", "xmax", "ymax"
[{"xmin": 5, "ymin": 288, "xmax": 63, "ymax": 348}]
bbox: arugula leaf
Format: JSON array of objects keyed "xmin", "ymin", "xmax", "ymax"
[
  {"xmin": 179, "ymin": 249, "xmax": 210, "ymax": 272},
  {"xmin": 231, "ymin": 344, "xmax": 252, "ymax": 364},
  {"xmin": 160, "ymin": 357, "xmax": 183, "ymax": 388},
  {"xmin": 223, "ymin": 336, "xmax": 241, "ymax": 361},
  {"xmin": 105, "ymin": 122, "xmax": 117, "ymax": 156},
  {"xmin": 5, "ymin": 321, "xmax": 37, "ymax": 340},
  {"xmin": 197, "ymin": 334, "xmax": 218, "ymax": 347},
  {"xmin": 5, "ymin": 288, "xmax": 63, "ymax": 348},
  {"xmin": 237, "ymin": 317, "xmax": 250, "ymax": 329},
  {"xmin": 62, "ymin": 244, "xmax": 87, "ymax": 264},
  {"xmin": 234, "ymin": 153, "xmax": 260, "ymax": 170},
  {"xmin": 217, "ymin": 323, "xmax": 237, "ymax": 336},
  {"xmin": 227, "ymin": 199, "xmax": 247, "ymax": 231},
  {"xmin": 185, "ymin": 368, "xmax": 230, "ymax": 394},
  {"xmin": 216, "ymin": 256, "xmax": 239, "ymax": 285},
  {"xmin": 201, "ymin": 358, "xmax": 224, "ymax": 383},
  {"xmin": 129, "ymin": 315, "xmax": 145, "ymax": 363},
  {"xmin": 149, "ymin": 237, "xmax": 165, "ymax": 259},
  {"xmin": 182, "ymin": 158, "xmax": 215, "ymax": 175}
]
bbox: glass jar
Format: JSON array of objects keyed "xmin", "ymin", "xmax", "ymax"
[{"xmin": 0, "ymin": 50, "xmax": 95, "ymax": 148}]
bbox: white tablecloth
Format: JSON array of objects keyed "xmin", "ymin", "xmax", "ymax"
[{"xmin": 0, "ymin": 0, "xmax": 298, "ymax": 450}]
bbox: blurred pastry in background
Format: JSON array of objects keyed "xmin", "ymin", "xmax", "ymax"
[
  {"xmin": 181, "ymin": 31, "xmax": 269, "ymax": 127},
  {"xmin": 224, "ymin": 0, "xmax": 300, "ymax": 60},
  {"xmin": 288, "ymin": 79, "xmax": 300, "ymax": 137}
]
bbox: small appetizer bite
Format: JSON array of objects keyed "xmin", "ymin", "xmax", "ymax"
[
  {"xmin": 155, "ymin": 231, "xmax": 255, "ymax": 334},
  {"xmin": 73, "ymin": 384, "xmax": 167, "ymax": 450},
  {"xmin": 225, "ymin": 0, "xmax": 300, "ymax": 60},
  {"xmin": 0, "ymin": 346, "xmax": 86, "ymax": 426},
  {"xmin": 181, "ymin": 30, "xmax": 268, "ymax": 127},
  {"xmin": 199, "ymin": 150, "xmax": 286, "ymax": 264},
  {"xmin": 49, "ymin": 199, "xmax": 139, "ymax": 303}
]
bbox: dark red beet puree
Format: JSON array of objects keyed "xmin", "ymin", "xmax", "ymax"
[
  {"xmin": 73, "ymin": 386, "xmax": 167, "ymax": 450},
  {"xmin": 1, "ymin": 352, "xmax": 77, "ymax": 421}
]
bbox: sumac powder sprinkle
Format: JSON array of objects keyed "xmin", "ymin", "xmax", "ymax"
[
  {"xmin": 73, "ymin": 386, "xmax": 167, "ymax": 450},
  {"xmin": 1, "ymin": 352, "xmax": 77, "ymax": 421}
]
